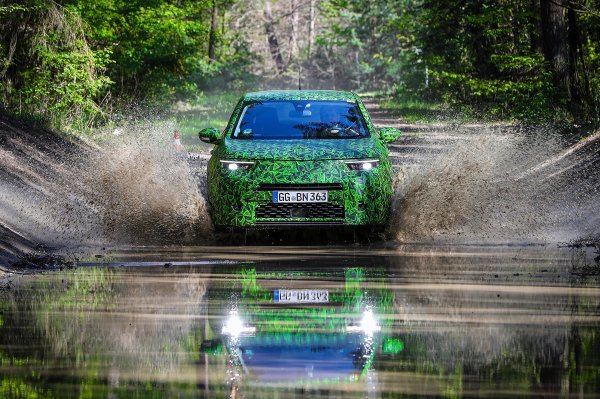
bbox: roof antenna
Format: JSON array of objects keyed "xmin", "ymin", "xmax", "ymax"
[{"xmin": 298, "ymin": 60, "xmax": 302, "ymax": 90}]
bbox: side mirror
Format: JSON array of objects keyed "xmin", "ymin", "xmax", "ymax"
[
  {"xmin": 199, "ymin": 127, "xmax": 221, "ymax": 144},
  {"xmin": 382, "ymin": 337, "xmax": 405, "ymax": 355},
  {"xmin": 379, "ymin": 127, "xmax": 402, "ymax": 144},
  {"xmin": 200, "ymin": 339, "xmax": 223, "ymax": 355}
]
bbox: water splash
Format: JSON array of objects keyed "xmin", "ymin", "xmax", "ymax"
[
  {"xmin": 389, "ymin": 126, "xmax": 600, "ymax": 244},
  {"xmin": 83, "ymin": 121, "xmax": 211, "ymax": 243},
  {"xmin": 0, "ymin": 119, "xmax": 211, "ymax": 256},
  {"xmin": 2, "ymin": 115, "xmax": 598, "ymax": 254}
]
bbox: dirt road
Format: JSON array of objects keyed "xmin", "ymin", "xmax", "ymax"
[{"xmin": 1, "ymin": 98, "xmax": 600, "ymax": 397}]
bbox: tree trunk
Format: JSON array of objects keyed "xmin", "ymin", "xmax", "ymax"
[
  {"xmin": 287, "ymin": 0, "xmax": 298, "ymax": 67},
  {"xmin": 567, "ymin": 0, "xmax": 595, "ymax": 116},
  {"xmin": 467, "ymin": 2, "xmax": 492, "ymax": 78},
  {"xmin": 540, "ymin": 0, "xmax": 570, "ymax": 97},
  {"xmin": 567, "ymin": 1, "xmax": 582, "ymax": 108},
  {"xmin": 308, "ymin": 0, "xmax": 316, "ymax": 58},
  {"xmin": 208, "ymin": 0, "xmax": 219, "ymax": 62},
  {"xmin": 529, "ymin": 0, "xmax": 543, "ymax": 53},
  {"xmin": 264, "ymin": 1, "xmax": 285, "ymax": 74}
]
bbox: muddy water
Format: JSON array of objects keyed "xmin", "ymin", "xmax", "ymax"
[
  {"xmin": 2, "ymin": 100, "xmax": 599, "ymax": 261},
  {"xmin": 1, "ymin": 245, "xmax": 599, "ymax": 398}
]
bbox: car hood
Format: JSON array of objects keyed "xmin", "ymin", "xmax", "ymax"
[{"xmin": 220, "ymin": 138, "xmax": 380, "ymax": 161}]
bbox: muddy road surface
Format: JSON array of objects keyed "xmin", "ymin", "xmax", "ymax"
[
  {"xmin": 1, "ymin": 245, "xmax": 599, "ymax": 398},
  {"xmin": 1, "ymin": 100, "xmax": 600, "ymax": 398}
]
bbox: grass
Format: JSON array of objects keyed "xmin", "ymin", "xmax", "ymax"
[
  {"xmin": 376, "ymin": 94, "xmax": 459, "ymax": 123},
  {"xmin": 357, "ymin": 90, "xmax": 475, "ymax": 123},
  {"xmin": 172, "ymin": 92, "xmax": 241, "ymax": 147}
]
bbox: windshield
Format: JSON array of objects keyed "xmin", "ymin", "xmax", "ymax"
[{"xmin": 232, "ymin": 100, "xmax": 369, "ymax": 139}]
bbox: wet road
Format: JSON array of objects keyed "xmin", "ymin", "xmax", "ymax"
[{"xmin": 1, "ymin": 244, "xmax": 599, "ymax": 398}]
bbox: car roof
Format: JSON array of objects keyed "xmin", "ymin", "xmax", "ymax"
[{"xmin": 242, "ymin": 90, "xmax": 359, "ymax": 102}]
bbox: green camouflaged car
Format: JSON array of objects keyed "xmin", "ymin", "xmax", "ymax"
[{"xmin": 199, "ymin": 90, "xmax": 401, "ymax": 230}]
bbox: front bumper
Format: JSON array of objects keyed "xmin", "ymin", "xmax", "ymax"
[{"xmin": 207, "ymin": 159, "xmax": 392, "ymax": 228}]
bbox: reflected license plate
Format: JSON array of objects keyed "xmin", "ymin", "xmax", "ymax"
[
  {"xmin": 274, "ymin": 289, "xmax": 329, "ymax": 303},
  {"xmin": 272, "ymin": 191, "xmax": 328, "ymax": 203}
]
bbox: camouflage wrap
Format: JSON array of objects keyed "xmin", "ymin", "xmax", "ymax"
[
  {"xmin": 207, "ymin": 266, "xmax": 398, "ymax": 388},
  {"xmin": 205, "ymin": 90, "xmax": 396, "ymax": 228},
  {"xmin": 223, "ymin": 266, "xmax": 395, "ymax": 334}
]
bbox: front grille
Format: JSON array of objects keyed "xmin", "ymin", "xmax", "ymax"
[
  {"xmin": 255, "ymin": 221, "xmax": 345, "ymax": 226},
  {"xmin": 257, "ymin": 183, "xmax": 343, "ymax": 191},
  {"xmin": 255, "ymin": 203, "xmax": 345, "ymax": 219}
]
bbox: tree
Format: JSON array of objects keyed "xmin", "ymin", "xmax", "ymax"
[
  {"xmin": 209, "ymin": 0, "xmax": 219, "ymax": 62},
  {"xmin": 0, "ymin": 1, "xmax": 111, "ymax": 129},
  {"xmin": 540, "ymin": 0, "xmax": 570, "ymax": 96},
  {"xmin": 264, "ymin": 1, "xmax": 286, "ymax": 74}
]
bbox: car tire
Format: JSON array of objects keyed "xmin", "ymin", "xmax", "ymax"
[{"xmin": 353, "ymin": 225, "xmax": 386, "ymax": 244}]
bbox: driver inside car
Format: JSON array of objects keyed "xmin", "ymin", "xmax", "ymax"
[{"xmin": 319, "ymin": 105, "xmax": 359, "ymax": 137}]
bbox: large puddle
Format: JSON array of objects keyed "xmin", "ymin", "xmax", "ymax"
[{"xmin": 1, "ymin": 245, "xmax": 599, "ymax": 397}]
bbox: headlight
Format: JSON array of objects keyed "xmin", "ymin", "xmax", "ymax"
[
  {"xmin": 344, "ymin": 159, "xmax": 379, "ymax": 171},
  {"xmin": 359, "ymin": 308, "xmax": 381, "ymax": 334},
  {"xmin": 346, "ymin": 308, "xmax": 381, "ymax": 335},
  {"xmin": 220, "ymin": 160, "xmax": 255, "ymax": 171},
  {"xmin": 222, "ymin": 310, "xmax": 255, "ymax": 337}
]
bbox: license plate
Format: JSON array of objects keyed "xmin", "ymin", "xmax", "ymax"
[
  {"xmin": 272, "ymin": 191, "xmax": 328, "ymax": 203},
  {"xmin": 274, "ymin": 289, "xmax": 329, "ymax": 303}
]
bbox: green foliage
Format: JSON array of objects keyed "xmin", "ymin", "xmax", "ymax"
[
  {"xmin": 3, "ymin": 0, "xmax": 599, "ymax": 127},
  {"xmin": 314, "ymin": 0, "xmax": 600, "ymax": 122},
  {"xmin": 20, "ymin": 46, "xmax": 113, "ymax": 129},
  {"xmin": 429, "ymin": 58, "xmax": 562, "ymax": 120},
  {"xmin": 68, "ymin": 0, "xmax": 209, "ymax": 100},
  {"xmin": 408, "ymin": 0, "xmax": 570, "ymax": 121},
  {"xmin": 67, "ymin": 0, "xmax": 253, "ymax": 103},
  {"xmin": 0, "ymin": 1, "xmax": 112, "ymax": 130},
  {"xmin": 314, "ymin": 0, "xmax": 418, "ymax": 90},
  {"xmin": 0, "ymin": 0, "xmax": 253, "ymax": 130},
  {"xmin": 580, "ymin": 8, "xmax": 600, "ymax": 120}
]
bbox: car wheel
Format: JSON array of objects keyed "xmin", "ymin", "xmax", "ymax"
[{"xmin": 354, "ymin": 225, "xmax": 386, "ymax": 244}]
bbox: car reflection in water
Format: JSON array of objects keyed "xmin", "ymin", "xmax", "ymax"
[{"xmin": 200, "ymin": 266, "xmax": 402, "ymax": 398}]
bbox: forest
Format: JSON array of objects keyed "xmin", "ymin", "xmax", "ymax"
[
  {"xmin": 1, "ymin": 0, "xmax": 599, "ymax": 130},
  {"xmin": 1, "ymin": 4, "xmax": 600, "ymax": 396}
]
